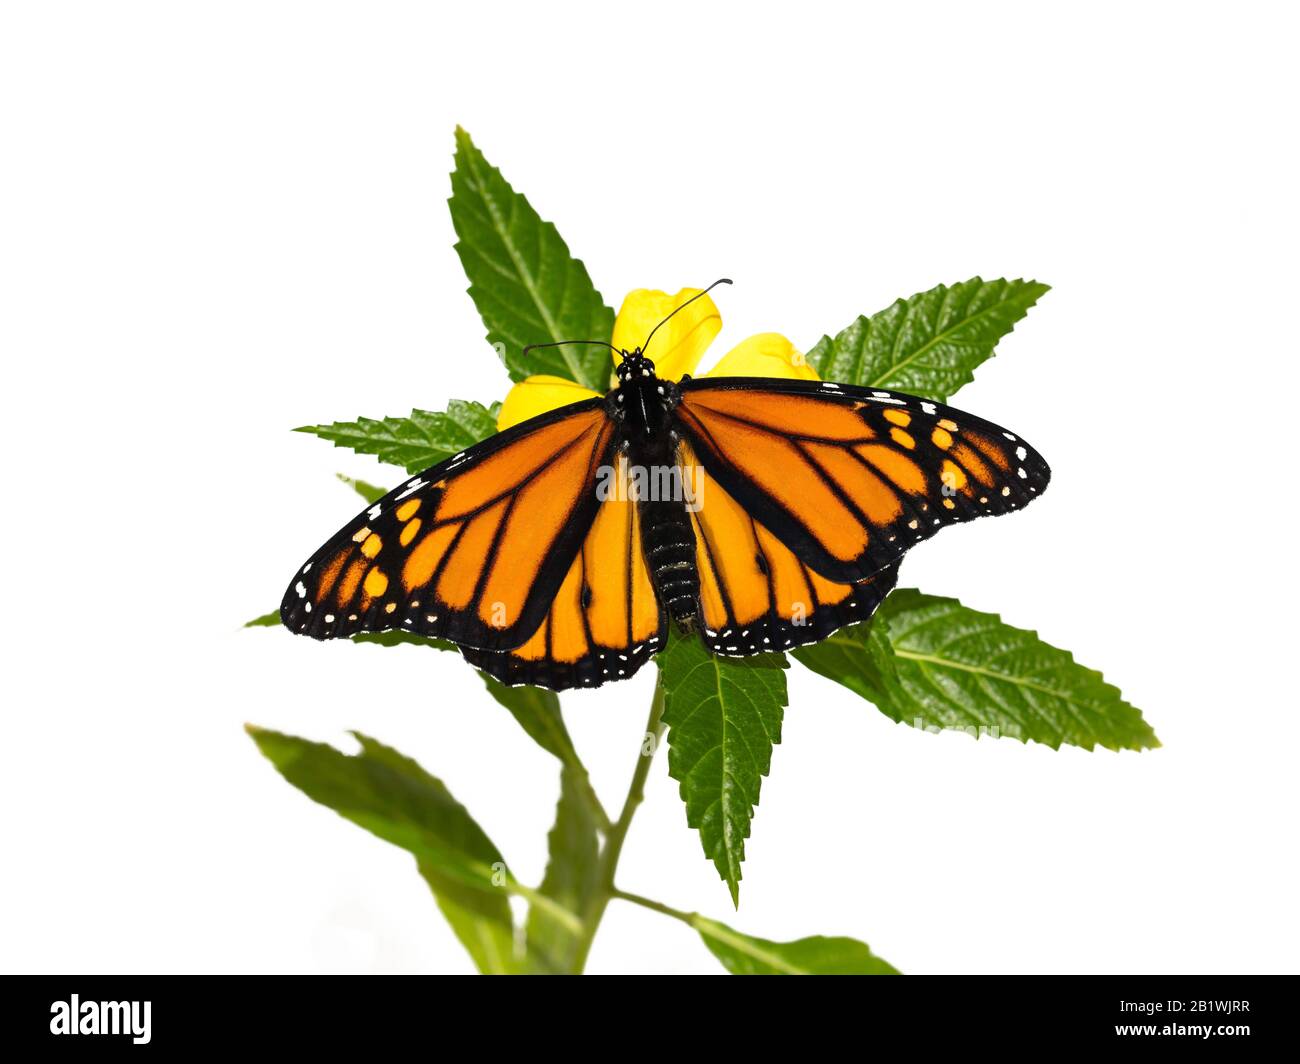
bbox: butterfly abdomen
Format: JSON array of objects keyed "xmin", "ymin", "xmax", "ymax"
[{"xmin": 639, "ymin": 494, "xmax": 699, "ymax": 627}]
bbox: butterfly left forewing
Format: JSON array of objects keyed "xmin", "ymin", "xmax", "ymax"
[
  {"xmin": 280, "ymin": 399, "xmax": 616, "ymax": 650},
  {"xmin": 674, "ymin": 377, "xmax": 1050, "ymax": 584}
]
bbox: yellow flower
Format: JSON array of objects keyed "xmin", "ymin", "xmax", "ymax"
[{"xmin": 497, "ymin": 287, "xmax": 818, "ymax": 430}]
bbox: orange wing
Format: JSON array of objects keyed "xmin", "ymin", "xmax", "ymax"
[
  {"xmin": 461, "ymin": 455, "xmax": 666, "ymax": 688},
  {"xmin": 681, "ymin": 442, "xmax": 898, "ymax": 655},
  {"xmin": 280, "ymin": 399, "xmax": 617, "ymax": 651},
  {"xmin": 675, "ymin": 377, "xmax": 1050, "ymax": 584}
]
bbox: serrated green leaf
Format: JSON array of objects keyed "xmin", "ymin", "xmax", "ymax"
[
  {"xmin": 658, "ymin": 638, "xmax": 788, "ymax": 906},
  {"xmin": 335, "ymin": 472, "xmax": 388, "ymax": 504},
  {"xmin": 694, "ymin": 917, "xmax": 899, "ymax": 975},
  {"xmin": 449, "ymin": 127, "xmax": 614, "ymax": 390},
  {"xmin": 295, "ymin": 399, "xmax": 501, "ymax": 474},
  {"xmin": 526, "ymin": 766, "xmax": 602, "ymax": 973},
  {"xmin": 792, "ymin": 608, "xmax": 899, "ymax": 706},
  {"xmin": 799, "ymin": 589, "xmax": 1158, "ymax": 751},
  {"xmin": 246, "ymin": 726, "xmax": 529, "ymax": 972},
  {"xmin": 805, "ymin": 278, "xmax": 1049, "ymax": 401}
]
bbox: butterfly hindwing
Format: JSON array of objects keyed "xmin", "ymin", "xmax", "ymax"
[
  {"xmin": 674, "ymin": 377, "xmax": 1050, "ymax": 584},
  {"xmin": 681, "ymin": 441, "xmax": 899, "ymax": 655},
  {"xmin": 460, "ymin": 455, "xmax": 668, "ymax": 688},
  {"xmin": 280, "ymin": 398, "xmax": 616, "ymax": 650}
]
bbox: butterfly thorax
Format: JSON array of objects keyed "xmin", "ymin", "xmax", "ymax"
[
  {"xmin": 611, "ymin": 349, "xmax": 677, "ymax": 437},
  {"xmin": 609, "ymin": 350, "xmax": 699, "ymax": 630}
]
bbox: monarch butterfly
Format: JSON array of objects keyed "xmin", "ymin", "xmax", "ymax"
[{"xmin": 281, "ymin": 282, "xmax": 1050, "ymax": 689}]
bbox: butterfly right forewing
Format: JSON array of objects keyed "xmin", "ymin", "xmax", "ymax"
[{"xmin": 674, "ymin": 376, "xmax": 1050, "ymax": 584}]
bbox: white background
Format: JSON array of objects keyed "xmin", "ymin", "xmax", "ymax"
[{"xmin": 2, "ymin": 1, "xmax": 1297, "ymax": 975}]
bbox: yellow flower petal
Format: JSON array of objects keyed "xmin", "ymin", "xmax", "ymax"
[
  {"xmin": 611, "ymin": 288, "xmax": 722, "ymax": 381},
  {"xmin": 497, "ymin": 374, "xmax": 601, "ymax": 431},
  {"xmin": 704, "ymin": 333, "xmax": 820, "ymax": 381}
]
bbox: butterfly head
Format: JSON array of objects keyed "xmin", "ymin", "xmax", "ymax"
[{"xmin": 615, "ymin": 348, "xmax": 656, "ymax": 382}]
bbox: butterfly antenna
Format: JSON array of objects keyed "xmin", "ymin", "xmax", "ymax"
[
  {"xmin": 640, "ymin": 278, "xmax": 732, "ymax": 355},
  {"xmin": 522, "ymin": 339, "xmax": 621, "ymax": 359}
]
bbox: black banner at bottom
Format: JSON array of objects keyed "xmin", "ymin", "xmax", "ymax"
[{"xmin": 0, "ymin": 974, "xmax": 1289, "ymax": 1051}]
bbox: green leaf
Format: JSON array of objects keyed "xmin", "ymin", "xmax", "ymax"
[
  {"xmin": 805, "ymin": 278, "xmax": 1049, "ymax": 402},
  {"xmin": 477, "ymin": 678, "xmax": 577, "ymax": 763},
  {"xmin": 414, "ymin": 860, "xmax": 524, "ymax": 974},
  {"xmin": 335, "ymin": 472, "xmax": 388, "ymax": 504},
  {"xmin": 295, "ymin": 399, "xmax": 500, "ymax": 475},
  {"xmin": 694, "ymin": 917, "xmax": 899, "ymax": 975},
  {"xmin": 246, "ymin": 726, "xmax": 531, "ymax": 972},
  {"xmin": 798, "ymin": 589, "xmax": 1159, "ymax": 752},
  {"xmin": 449, "ymin": 127, "xmax": 614, "ymax": 390},
  {"xmin": 526, "ymin": 766, "xmax": 602, "ymax": 973},
  {"xmin": 243, "ymin": 610, "xmax": 281, "ymax": 628},
  {"xmin": 658, "ymin": 638, "xmax": 788, "ymax": 906},
  {"xmin": 792, "ymin": 607, "xmax": 900, "ymax": 706}
]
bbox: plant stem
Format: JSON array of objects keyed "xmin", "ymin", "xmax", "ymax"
[
  {"xmin": 507, "ymin": 881, "xmax": 583, "ymax": 935},
  {"xmin": 612, "ymin": 889, "xmax": 816, "ymax": 974},
  {"xmin": 565, "ymin": 675, "xmax": 668, "ymax": 973},
  {"xmin": 610, "ymin": 888, "xmax": 695, "ymax": 925}
]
